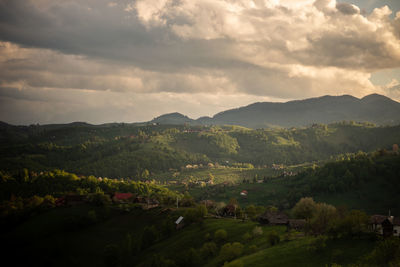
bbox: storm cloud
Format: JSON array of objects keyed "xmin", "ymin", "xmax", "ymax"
[{"xmin": 0, "ymin": 0, "xmax": 399, "ymax": 124}]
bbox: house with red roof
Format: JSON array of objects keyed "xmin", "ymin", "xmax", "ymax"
[
  {"xmin": 240, "ymin": 190, "xmax": 248, "ymax": 196},
  {"xmin": 113, "ymin": 192, "xmax": 134, "ymax": 203}
]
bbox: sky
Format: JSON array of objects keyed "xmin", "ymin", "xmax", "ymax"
[{"xmin": 1, "ymin": 0, "xmax": 400, "ymax": 125}]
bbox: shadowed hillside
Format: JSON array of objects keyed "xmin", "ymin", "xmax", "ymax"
[{"xmin": 151, "ymin": 94, "xmax": 400, "ymax": 128}]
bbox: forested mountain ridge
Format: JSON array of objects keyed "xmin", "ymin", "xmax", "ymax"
[
  {"xmin": 150, "ymin": 94, "xmax": 400, "ymax": 128},
  {"xmin": 1, "ymin": 121, "xmax": 399, "ymax": 178}
]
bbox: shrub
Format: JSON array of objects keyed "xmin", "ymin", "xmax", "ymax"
[
  {"xmin": 252, "ymin": 226, "xmax": 263, "ymax": 237},
  {"xmin": 292, "ymin": 197, "xmax": 317, "ymax": 219},
  {"xmin": 184, "ymin": 205, "xmax": 207, "ymax": 224},
  {"xmin": 242, "ymin": 232, "xmax": 251, "ymax": 243},
  {"xmin": 245, "ymin": 205, "xmax": 257, "ymax": 220},
  {"xmin": 363, "ymin": 237, "xmax": 400, "ymax": 266},
  {"xmin": 87, "ymin": 193, "xmax": 111, "ymax": 206},
  {"xmin": 309, "ymin": 203, "xmax": 337, "ymax": 234},
  {"xmin": 246, "ymin": 245, "xmax": 257, "ymax": 254},
  {"xmin": 219, "ymin": 242, "xmax": 244, "ymax": 262},
  {"xmin": 214, "ymin": 229, "xmax": 228, "ymax": 243},
  {"xmin": 200, "ymin": 242, "xmax": 218, "ymax": 258},
  {"xmin": 204, "ymin": 232, "xmax": 211, "ymax": 241},
  {"xmin": 267, "ymin": 231, "xmax": 280, "ymax": 246}
]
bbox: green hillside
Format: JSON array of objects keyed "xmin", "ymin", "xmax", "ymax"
[
  {"xmin": 1, "ymin": 152, "xmax": 400, "ymax": 266},
  {"xmin": 185, "ymin": 152, "xmax": 400, "ymax": 215},
  {"xmin": 1, "ymin": 122, "xmax": 399, "ymax": 179},
  {"xmin": 1, "ymin": 205, "xmax": 378, "ymax": 267}
]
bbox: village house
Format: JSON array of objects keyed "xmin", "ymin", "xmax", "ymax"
[
  {"xmin": 271, "ymin": 164, "xmax": 284, "ymax": 170},
  {"xmin": 370, "ymin": 214, "xmax": 400, "ymax": 237},
  {"xmin": 113, "ymin": 192, "xmax": 134, "ymax": 203},
  {"xmin": 283, "ymin": 171, "xmax": 296, "ymax": 177},
  {"xmin": 145, "ymin": 198, "xmax": 160, "ymax": 209},
  {"xmin": 258, "ymin": 211, "xmax": 289, "ymax": 225},
  {"xmin": 175, "ymin": 216, "xmax": 184, "ymax": 230}
]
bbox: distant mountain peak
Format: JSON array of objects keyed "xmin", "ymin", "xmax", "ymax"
[
  {"xmin": 202, "ymin": 93, "xmax": 400, "ymax": 128},
  {"xmin": 362, "ymin": 93, "xmax": 391, "ymax": 100},
  {"xmin": 151, "ymin": 112, "xmax": 194, "ymax": 125},
  {"xmin": 154, "ymin": 112, "xmax": 188, "ymax": 119}
]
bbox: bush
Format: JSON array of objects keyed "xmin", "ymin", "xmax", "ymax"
[
  {"xmin": 292, "ymin": 197, "xmax": 317, "ymax": 219},
  {"xmin": 363, "ymin": 237, "xmax": 400, "ymax": 266},
  {"xmin": 197, "ymin": 204, "xmax": 208, "ymax": 217},
  {"xmin": 219, "ymin": 242, "xmax": 244, "ymax": 262},
  {"xmin": 87, "ymin": 193, "xmax": 111, "ymax": 206},
  {"xmin": 184, "ymin": 205, "xmax": 208, "ymax": 224},
  {"xmin": 252, "ymin": 226, "xmax": 263, "ymax": 237},
  {"xmin": 267, "ymin": 231, "xmax": 280, "ymax": 246},
  {"xmin": 200, "ymin": 242, "xmax": 218, "ymax": 258},
  {"xmin": 309, "ymin": 203, "xmax": 337, "ymax": 234},
  {"xmin": 43, "ymin": 195, "xmax": 56, "ymax": 208},
  {"xmin": 245, "ymin": 205, "xmax": 257, "ymax": 220},
  {"xmin": 204, "ymin": 232, "xmax": 211, "ymax": 241},
  {"xmin": 246, "ymin": 245, "xmax": 258, "ymax": 254},
  {"xmin": 242, "ymin": 232, "xmax": 251, "ymax": 243},
  {"xmin": 26, "ymin": 195, "xmax": 44, "ymax": 210},
  {"xmin": 328, "ymin": 209, "xmax": 368, "ymax": 238},
  {"xmin": 214, "ymin": 229, "xmax": 228, "ymax": 243}
]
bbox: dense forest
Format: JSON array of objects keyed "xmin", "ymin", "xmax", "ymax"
[
  {"xmin": 282, "ymin": 151, "xmax": 400, "ymax": 212},
  {"xmin": 1, "ymin": 121, "xmax": 399, "ymax": 178}
]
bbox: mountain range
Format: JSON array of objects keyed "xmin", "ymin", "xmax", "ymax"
[{"xmin": 151, "ymin": 94, "xmax": 400, "ymax": 128}]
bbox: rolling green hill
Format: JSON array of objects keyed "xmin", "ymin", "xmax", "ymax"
[
  {"xmin": 186, "ymin": 152, "xmax": 400, "ymax": 215},
  {"xmin": 1, "ymin": 205, "xmax": 378, "ymax": 267},
  {"xmin": 1, "ymin": 121, "xmax": 399, "ymax": 179}
]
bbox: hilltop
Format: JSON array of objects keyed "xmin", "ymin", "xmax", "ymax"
[{"xmin": 150, "ymin": 94, "xmax": 400, "ymax": 128}]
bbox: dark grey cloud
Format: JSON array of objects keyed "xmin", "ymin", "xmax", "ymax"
[
  {"xmin": 0, "ymin": 0, "xmax": 399, "ymax": 124},
  {"xmin": 295, "ymin": 30, "xmax": 398, "ymax": 70},
  {"xmin": 0, "ymin": 0, "xmax": 261, "ymax": 74},
  {"xmin": 1, "ymin": 0, "xmax": 399, "ymax": 74},
  {"xmin": 336, "ymin": 2, "xmax": 359, "ymax": 15}
]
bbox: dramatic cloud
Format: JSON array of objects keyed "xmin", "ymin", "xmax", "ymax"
[{"xmin": 0, "ymin": 0, "xmax": 399, "ymax": 124}]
